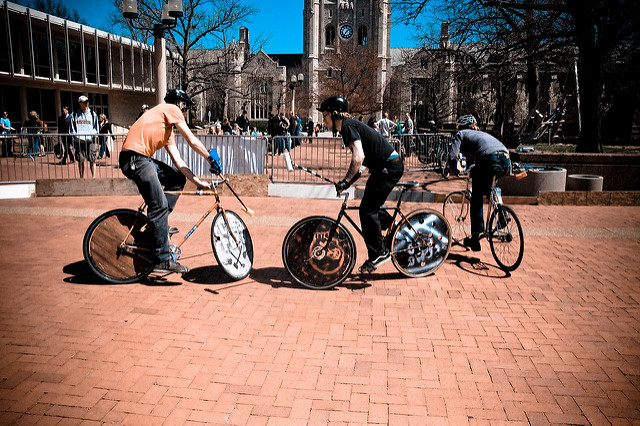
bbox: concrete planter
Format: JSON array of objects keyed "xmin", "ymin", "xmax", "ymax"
[
  {"xmin": 566, "ymin": 174, "xmax": 604, "ymax": 191},
  {"xmin": 497, "ymin": 167, "xmax": 567, "ymax": 196}
]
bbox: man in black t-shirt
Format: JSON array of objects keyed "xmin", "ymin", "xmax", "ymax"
[{"xmin": 318, "ymin": 96, "xmax": 404, "ymax": 273}]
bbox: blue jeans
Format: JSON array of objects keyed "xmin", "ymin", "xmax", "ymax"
[
  {"xmin": 470, "ymin": 152, "xmax": 511, "ymax": 236},
  {"xmin": 359, "ymin": 160, "xmax": 404, "ymax": 259},
  {"xmin": 119, "ymin": 151, "xmax": 186, "ymax": 263},
  {"xmin": 99, "ymin": 136, "xmax": 110, "ymax": 158},
  {"xmin": 275, "ymin": 136, "xmax": 289, "ymax": 154}
]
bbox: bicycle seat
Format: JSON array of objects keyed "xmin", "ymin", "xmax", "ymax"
[{"xmin": 396, "ymin": 181, "xmax": 419, "ymax": 189}]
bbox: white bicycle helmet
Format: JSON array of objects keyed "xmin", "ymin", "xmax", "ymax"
[{"xmin": 456, "ymin": 114, "xmax": 477, "ymax": 126}]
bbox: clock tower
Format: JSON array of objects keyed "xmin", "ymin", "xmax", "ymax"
[{"xmin": 303, "ymin": 0, "xmax": 392, "ymax": 120}]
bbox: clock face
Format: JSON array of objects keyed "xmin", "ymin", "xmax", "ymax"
[{"xmin": 340, "ymin": 25, "xmax": 353, "ymax": 39}]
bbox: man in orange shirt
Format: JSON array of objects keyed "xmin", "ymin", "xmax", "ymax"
[{"xmin": 119, "ymin": 89, "xmax": 222, "ymax": 274}]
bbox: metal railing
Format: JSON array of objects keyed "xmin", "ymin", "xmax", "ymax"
[
  {"xmin": 267, "ymin": 133, "xmax": 453, "ymax": 183},
  {"xmin": 0, "ymin": 133, "xmax": 268, "ymax": 182},
  {"xmin": 0, "ymin": 132, "xmax": 452, "ymax": 183}
]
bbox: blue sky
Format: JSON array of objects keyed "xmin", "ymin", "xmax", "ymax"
[{"xmin": 16, "ymin": 0, "xmax": 421, "ymax": 53}]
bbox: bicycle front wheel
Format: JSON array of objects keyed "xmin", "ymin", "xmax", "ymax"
[
  {"xmin": 390, "ymin": 208, "xmax": 451, "ymax": 277},
  {"xmin": 82, "ymin": 209, "xmax": 155, "ymax": 284},
  {"xmin": 211, "ymin": 210, "xmax": 254, "ymax": 280},
  {"xmin": 282, "ymin": 216, "xmax": 356, "ymax": 290},
  {"xmin": 488, "ymin": 205, "xmax": 524, "ymax": 271},
  {"xmin": 443, "ymin": 191, "xmax": 470, "ymax": 246}
]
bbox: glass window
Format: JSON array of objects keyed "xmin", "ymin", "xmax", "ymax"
[
  {"xmin": 69, "ymin": 41, "xmax": 82, "ymax": 82},
  {"xmin": 358, "ymin": 25, "xmax": 367, "ymax": 46},
  {"xmin": 34, "ymin": 32, "xmax": 50, "ymax": 78},
  {"xmin": 85, "ymin": 45, "xmax": 96, "ymax": 84},
  {"xmin": 325, "ymin": 25, "xmax": 336, "ymax": 46},
  {"xmin": 55, "ymin": 39, "xmax": 68, "ymax": 80},
  {"xmin": 0, "ymin": 12, "xmax": 10, "ymax": 73},
  {"xmin": 90, "ymin": 93, "xmax": 109, "ymax": 118}
]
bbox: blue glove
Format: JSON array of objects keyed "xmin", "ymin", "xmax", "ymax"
[{"xmin": 208, "ymin": 148, "xmax": 222, "ymax": 175}]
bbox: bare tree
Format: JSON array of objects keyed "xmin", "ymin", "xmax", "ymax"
[
  {"xmin": 316, "ymin": 43, "xmax": 384, "ymax": 116},
  {"xmin": 30, "ymin": 0, "xmax": 88, "ymax": 24},
  {"xmin": 391, "ymin": 0, "xmax": 639, "ymax": 152},
  {"xmin": 109, "ymin": 0, "xmax": 257, "ymax": 105}
]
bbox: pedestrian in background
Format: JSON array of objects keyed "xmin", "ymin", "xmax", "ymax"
[
  {"xmin": 57, "ymin": 106, "xmax": 72, "ymax": 164},
  {"xmin": 1, "ymin": 111, "xmax": 15, "ymax": 157},
  {"xmin": 98, "ymin": 114, "xmax": 112, "ymax": 159},
  {"xmin": 70, "ymin": 95, "xmax": 99, "ymax": 178}
]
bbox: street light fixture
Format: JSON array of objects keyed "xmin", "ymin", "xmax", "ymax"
[
  {"xmin": 121, "ymin": 0, "xmax": 184, "ymax": 105},
  {"xmin": 288, "ymin": 73, "xmax": 304, "ymax": 114}
]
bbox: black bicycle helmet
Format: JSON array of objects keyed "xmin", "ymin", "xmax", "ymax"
[
  {"xmin": 317, "ymin": 96, "xmax": 348, "ymax": 114},
  {"xmin": 164, "ymin": 88, "xmax": 193, "ymax": 108}
]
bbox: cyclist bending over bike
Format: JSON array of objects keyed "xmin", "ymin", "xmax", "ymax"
[
  {"xmin": 119, "ymin": 88, "xmax": 222, "ymax": 274},
  {"xmin": 318, "ymin": 96, "xmax": 404, "ymax": 273},
  {"xmin": 448, "ymin": 114, "xmax": 511, "ymax": 251}
]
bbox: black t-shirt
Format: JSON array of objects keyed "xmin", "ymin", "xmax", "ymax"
[
  {"xmin": 340, "ymin": 117, "xmax": 396, "ymax": 172},
  {"xmin": 236, "ymin": 115, "xmax": 249, "ymax": 132}
]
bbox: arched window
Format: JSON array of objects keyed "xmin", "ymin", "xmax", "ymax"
[
  {"xmin": 325, "ymin": 25, "xmax": 336, "ymax": 46},
  {"xmin": 358, "ymin": 25, "xmax": 368, "ymax": 45}
]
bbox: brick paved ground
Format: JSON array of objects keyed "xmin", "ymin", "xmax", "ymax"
[{"xmin": 0, "ymin": 193, "xmax": 639, "ymax": 424}]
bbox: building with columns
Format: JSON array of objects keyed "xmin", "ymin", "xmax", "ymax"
[{"xmin": 0, "ymin": 1, "xmax": 156, "ymax": 129}]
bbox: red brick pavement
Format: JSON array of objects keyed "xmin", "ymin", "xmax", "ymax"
[{"xmin": 0, "ymin": 193, "xmax": 639, "ymax": 424}]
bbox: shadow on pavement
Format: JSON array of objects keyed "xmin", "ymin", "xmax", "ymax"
[
  {"xmin": 446, "ymin": 252, "xmax": 510, "ymax": 278},
  {"xmin": 63, "ymin": 260, "xmax": 183, "ymax": 286}
]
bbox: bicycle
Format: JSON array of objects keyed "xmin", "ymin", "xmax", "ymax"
[
  {"xmin": 281, "ymin": 160, "xmax": 451, "ymax": 290},
  {"xmin": 442, "ymin": 169, "xmax": 525, "ymax": 271},
  {"xmin": 416, "ymin": 133, "xmax": 452, "ymax": 178},
  {"xmin": 83, "ymin": 178, "xmax": 254, "ymax": 284}
]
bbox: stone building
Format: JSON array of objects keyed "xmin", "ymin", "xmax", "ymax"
[{"xmin": 302, "ymin": 0, "xmax": 392, "ymax": 123}]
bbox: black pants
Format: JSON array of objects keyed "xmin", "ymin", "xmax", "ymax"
[
  {"xmin": 119, "ymin": 151, "xmax": 186, "ymax": 263},
  {"xmin": 470, "ymin": 152, "xmax": 511, "ymax": 236},
  {"xmin": 359, "ymin": 160, "xmax": 404, "ymax": 260}
]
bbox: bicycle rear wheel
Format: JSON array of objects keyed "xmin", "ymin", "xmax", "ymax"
[
  {"xmin": 211, "ymin": 210, "xmax": 254, "ymax": 280},
  {"xmin": 443, "ymin": 191, "xmax": 470, "ymax": 246},
  {"xmin": 390, "ymin": 208, "xmax": 451, "ymax": 277},
  {"xmin": 83, "ymin": 209, "xmax": 155, "ymax": 284},
  {"xmin": 488, "ymin": 205, "xmax": 524, "ymax": 271},
  {"xmin": 282, "ymin": 216, "xmax": 356, "ymax": 290}
]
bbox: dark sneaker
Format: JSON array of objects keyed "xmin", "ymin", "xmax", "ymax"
[
  {"xmin": 153, "ymin": 260, "xmax": 189, "ymax": 274},
  {"xmin": 359, "ymin": 260, "xmax": 376, "ymax": 274},
  {"xmin": 169, "ymin": 226, "xmax": 179, "ymax": 236},
  {"xmin": 463, "ymin": 236, "xmax": 481, "ymax": 252},
  {"xmin": 370, "ymin": 249, "xmax": 391, "ymax": 267},
  {"xmin": 359, "ymin": 250, "xmax": 391, "ymax": 273}
]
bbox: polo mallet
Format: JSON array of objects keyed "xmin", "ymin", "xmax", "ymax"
[
  {"xmin": 218, "ymin": 174, "xmax": 255, "ymax": 216},
  {"xmin": 285, "ymin": 153, "xmax": 336, "ymax": 184}
]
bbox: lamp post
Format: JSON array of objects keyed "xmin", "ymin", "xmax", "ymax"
[
  {"xmin": 288, "ymin": 73, "xmax": 304, "ymax": 114},
  {"xmin": 122, "ymin": 0, "xmax": 183, "ymax": 106}
]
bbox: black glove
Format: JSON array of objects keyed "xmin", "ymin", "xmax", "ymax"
[{"xmin": 335, "ymin": 179, "xmax": 350, "ymax": 193}]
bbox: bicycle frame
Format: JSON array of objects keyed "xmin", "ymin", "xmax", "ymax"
[
  {"xmin": 325, "ymin": 184, "xmax": 418, "ymax": 254},
  {"xmin": 454, "ymin": 175, "xmax": 501, "ymax": 241},
  {"xmin": 119, "ymin": 187, "xmax": 238, "ymax": 256}
]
